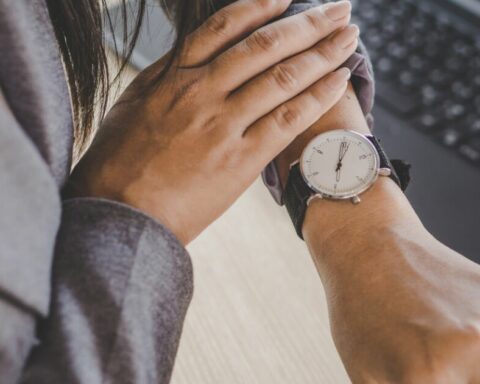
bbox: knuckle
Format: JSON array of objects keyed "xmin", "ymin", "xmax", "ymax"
[
  {"xmin": 399, "ymin": 370, "xmax": 444, "ymax": 384},
  {"xmin": 306, "ymin": 88, "xmax": 324, "ymax": 106},
  {"xmin": 315, "ymin": 43, "xmax": 335, "ymax": 66},
  {"xmin": 203, "ymin": 114, "xmax": 221, "ymax": 132},
  {"xmin": 462, "ymin": 323, "xmax": 480, "ymax": 341},
  {"xmin": 214, "ymin": 143, "xmax": 243, "ymax": 172},
  {"xmin": 304, "ymin": 10, "xmax": 326, "ymax": 31},
  {"xmin": 274, "ymin": 105, "xmax": 301, "ymax": 131},
  {"xmin": 247, "ymin": 27, "xmax": 279, "ymax": 52},
  {"xmin": 204, "ymin": 9, "xmax": 231, "ymax": 37},
  {"xmin": 168, "ymin": 75, "xmax": 203, "ymax": 109},
  {"xmin": 256, "ymin": 0, "xmax": 277, "ymax": 11},
  {"xmin": 270, "ymin": 64, "xmax": 298, "ymax": 92},
  {"xmin": 224, "ymin": 150, "xmax": 243, "ymax": 171}
]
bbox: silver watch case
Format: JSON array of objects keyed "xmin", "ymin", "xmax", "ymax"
[{"xmin": 290, "ymin": 130, "xmax": 392, "ymax": 206}]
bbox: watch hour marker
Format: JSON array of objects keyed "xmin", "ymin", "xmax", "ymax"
[
  {"xmin": 356, "ymin": 176, "xmax": 366, "ymax": 183},
  {"xmin": 314, "ymin": 148, "xmax": 323, "ymax": 155}
]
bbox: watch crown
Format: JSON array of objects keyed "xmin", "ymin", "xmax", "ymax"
[
  {"xmin": 351, "ymin": 196, "xmax": 362, "ymax": 205},
  {"xmin": 378, "ymin": 167, "xmax": 392, "ymax": 177}
]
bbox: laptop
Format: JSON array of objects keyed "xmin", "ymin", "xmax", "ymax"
[{"xmin": 106, "ymin": 0, "xmax": 480, "ymax": 263}]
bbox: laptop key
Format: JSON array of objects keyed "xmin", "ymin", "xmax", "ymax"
[
  {"xmin": 444, "ymin": 57, "xmax": 463, "ymax": 74},
  {"xmin": 399, "ymin": 70, "xmax": 419, "ymax": 90},
  {"xmin": 460, "ymin": 115, "xmax": 480, "ymax": 135},
  {"xmin": 459, "ymin": 139, "xmax": 480, "ymax": 163},
  {"xmin": 452, "ymin": 81, "xmax": 475, "ymax": 100},
  {"xmin": 438, "ymin": 128, "xmax": 463, "ymax": 147},
  {"xmin": 444, "ymin": 102, "xmax": 467, "ymax": 121},
  {"xmin": 376, "ymin": 57, "xmax": 397, "ymax": 79},
  {"xmin": 408, "ymin": 54, "xmax": 428, "ymax": 73},
  {"xmin": 421, "ymin": 85, "xmax": 443, "ymax": 107},
  {"xmin": 387, "ymin": 42, "xmax": 409, "ymax": 60},
  {"xmin": 415, "ymin": 113, "xmax": 442, "ymax": 132}
]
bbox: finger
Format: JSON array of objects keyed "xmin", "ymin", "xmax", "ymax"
[
  {"xmin": 180, "ymin": 0, "xmax": 292, "ymax": 67},
  {"xmin": 210, "ymin": 1, "xmax": 352, "ymax": 91},
  {"xmin": 227, "ymin": 24, "xmax": 359, "ymax": 128},
  {"xmin": 243, "ymin": 67, "xmax": 351, "ymax": 166}
]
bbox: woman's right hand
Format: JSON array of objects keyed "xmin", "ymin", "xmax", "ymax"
[{"xmin": 67, "ymin": 0, "xmax": 359, "ymax": 244}]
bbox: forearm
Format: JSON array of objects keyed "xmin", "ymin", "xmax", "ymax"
[{"xmin": 276, "ymin": 72, "xmax": 480, "ymax": 384}]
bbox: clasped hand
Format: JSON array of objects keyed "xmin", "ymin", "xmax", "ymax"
[{"xmin": 67, "ymin": 0, "xmax": 357, "ymax": 245}]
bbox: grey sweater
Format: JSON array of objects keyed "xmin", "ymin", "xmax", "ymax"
[
  {"xmin": 0, "ymin": 1, "xmax": 192, "ymax": 383},
  {"xmin": 0, "ymin": 1, "xmax": 371, "ymax": 383}
]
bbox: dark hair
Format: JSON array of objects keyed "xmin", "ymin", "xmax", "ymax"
[{"xmin": 45, "ymin": 0, "xmax": 221, "ymax": 156}]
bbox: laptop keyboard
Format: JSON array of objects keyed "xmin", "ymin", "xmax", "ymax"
[{"xmin": 352, "ymin": 0, "xmax": 480, "ymax": 166}]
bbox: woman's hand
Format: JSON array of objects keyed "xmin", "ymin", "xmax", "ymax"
[{"xmin": 67, "ymin": 0, "xmax": 359, "ymax": 244}]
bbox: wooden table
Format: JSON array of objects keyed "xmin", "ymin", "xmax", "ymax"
[{"xmin": 174, "ymin": 179, "xmax": 350, "ymax": 384}]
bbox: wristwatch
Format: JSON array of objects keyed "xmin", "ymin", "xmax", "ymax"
[{"xmin": 284, "ymin": 129, "xmax": 411, "ymax": 239}]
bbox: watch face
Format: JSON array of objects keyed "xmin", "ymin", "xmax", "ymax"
[{"xmin": 300, "ymin": 130, "xmax": 380, "ymax": 199}]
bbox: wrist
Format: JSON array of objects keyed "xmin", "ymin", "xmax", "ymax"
[
  {"xmin": 303, "ymin": 176, "xmax": 424, "ymax": 268},
  {"xmin": 65, "ymin": 164, "xmax": 191, "ymax": 245}
]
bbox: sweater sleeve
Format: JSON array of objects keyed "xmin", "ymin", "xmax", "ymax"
[
  {"xmin": 1, "ymin": 86, "xmax": 193, "ymax": 384},
  {"xmin": 21, "ymin": 198, "xmax": 193, "ymax": 384}
]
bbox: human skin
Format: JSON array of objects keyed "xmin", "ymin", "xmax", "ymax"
[
  {"xmin": 275, "ymin": 84, "xmax": 480, "ymax": 383},
  {"xmin": 66, "ymin": 0, "xmax": 358, "ymax": 245}
]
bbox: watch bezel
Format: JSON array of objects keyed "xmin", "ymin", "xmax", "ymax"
[{"xmin": 299, "ymin": 130, "xmax": 381, "ymax": 201}]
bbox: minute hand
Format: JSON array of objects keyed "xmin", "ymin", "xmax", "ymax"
[
  {"xmin": 336, "ymin": 142, "xmax": 345, "ymax": 172},
  {"xmin": 339, "ymin": 142, "xmax": 350, "ymax": 162}
]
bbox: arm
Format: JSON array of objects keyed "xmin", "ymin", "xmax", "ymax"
[
  {"xmin": 21, "ymin": 199, "xmax": 193, "ymax": 384},
  {"xmin": 276, "ymin": 78, "xmax": 480, "ymax": 383},
  {"xmin": 30, "ymin": 1, "xmax": 355, "ymax": 382},
  {"xmin": 1, "ymin": 86, "xmax": 192, "ymax": 384}
]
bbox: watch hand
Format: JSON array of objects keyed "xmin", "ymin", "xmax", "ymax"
[
  {"xmin": 339, "ymin": 142, "xmax": 350, "ymax": 162},
  {"xmin": 336, "ymin": 168, "xmax": 342, "ymax": 182},
  {"xmin": 336, "ymin": 142, "xmax": 346, "ymax": 172}
]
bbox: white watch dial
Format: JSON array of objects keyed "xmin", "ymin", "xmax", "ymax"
[{"xmin": 300, "ymin": 130, "xmax": 380, "ymax": 199}]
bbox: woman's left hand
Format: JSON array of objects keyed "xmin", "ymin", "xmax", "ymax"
[{"xmin": 66, "ymin": 0, "xmax": 358, "ymax": 244}]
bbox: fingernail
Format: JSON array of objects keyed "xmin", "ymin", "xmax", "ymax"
[
  {"xmin": 326, "ymin": 67, "xmax": 351, "ymax": 89},
  {"xmin": 333, "ymin": 24, "xmax": 360, "ymax": 48},
  {"xmin": 324, "ymin": 1, "xmax": 352, "ymax": 21}
]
